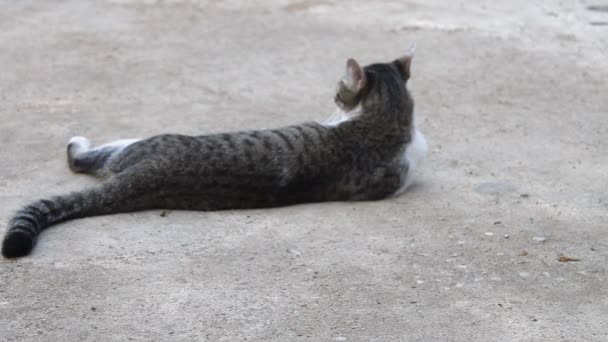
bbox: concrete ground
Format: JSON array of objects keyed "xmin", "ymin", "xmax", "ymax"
[{"xmin": 1, "ymin": 1, "xmax": 607, "ymax": 341}]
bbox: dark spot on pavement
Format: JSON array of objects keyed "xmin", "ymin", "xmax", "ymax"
[{"xmin": 587, "ymin": 5, "xmax": 608, "ymax": 12}]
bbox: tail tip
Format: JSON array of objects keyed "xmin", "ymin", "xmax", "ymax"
[{"xmin": 2, "ymin": 231, "xmax": 34, "ymax": 258}]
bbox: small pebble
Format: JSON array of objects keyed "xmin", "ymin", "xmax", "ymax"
[
  {"xmin": 533, "ymin": 236, "xmax": 546, "ymax": 243},
  {"xmin": 287, "ymin": 249, "xmax": 301, "ymax": 256},
  {"xmin": 504, "ymin": 234, "xmax": 509, "ymax": 239}
]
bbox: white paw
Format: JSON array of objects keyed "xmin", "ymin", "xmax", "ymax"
[{"xmin": 68, "ymin": 136, "xmax": 91, "ymax": 154}]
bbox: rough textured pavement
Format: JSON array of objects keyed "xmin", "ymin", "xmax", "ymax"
[{"xmin": 1, "ymin": 1, "xmax": 607, "ymax": 341}]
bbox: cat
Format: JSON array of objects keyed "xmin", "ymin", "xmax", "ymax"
[{"xmin": 1, "ymin": 52, "xmax": 427, "ymax": 258}]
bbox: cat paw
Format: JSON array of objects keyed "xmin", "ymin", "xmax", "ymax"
[
  {"xmin": 68, "ymin": 136, "xmax": 91, "ymax": 155},
  {"xmin": 67, "ymin": 136, "xmax": 91, "ymax": 171},
  {"xmin": 1, "ymin": 230, "xmax": 34, "ymax": 258}
]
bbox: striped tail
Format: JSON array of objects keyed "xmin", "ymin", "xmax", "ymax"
[
  {"xmin": 2, "ymin": 189, "xmax": 102, "ymax": 257},
  {"xmin": 1, "ymin": 176, "xmax": 148, "ymax": 258}
]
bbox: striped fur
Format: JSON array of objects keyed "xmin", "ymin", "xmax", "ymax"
[{"xmin": 2, "ymin": 53, "xmax": 424, "ymax": 258}]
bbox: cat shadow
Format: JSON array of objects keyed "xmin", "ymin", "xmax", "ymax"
[
  {"xmin": 407, "ymin": 182, "xmax": 425, "ymax": 193},
  {"xmin": 395, "ymin": 180, "xmax": 427, "ymax": 198}
]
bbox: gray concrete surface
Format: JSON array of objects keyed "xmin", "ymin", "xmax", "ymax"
[{"xmin": 1, "ymin": 1, "xmax": 607, "ymax": 341}]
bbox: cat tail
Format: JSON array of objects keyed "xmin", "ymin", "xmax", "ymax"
[{"xmin": 1, "ymin": 175, "xmax": 149, "ymax": 258}]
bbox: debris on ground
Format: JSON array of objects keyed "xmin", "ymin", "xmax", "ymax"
[
  {"xmin": 160, "ymin": 210, "xmax": 172, "ymax": 217},
  {"xmin": 519, "ymin": 251, "xmax": 528, "ymax": 256},
  {"xmin": 533, "ymin": 236, "xmax": 547, "ymax": 243},
  {"xmin": 558, "ymin": 254, "xmax": 581, "ymax": 262}
]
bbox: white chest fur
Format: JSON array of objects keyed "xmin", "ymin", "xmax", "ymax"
[
  {"xmin": 322, "ymin": 106, "xmax": 361, "ymax": 127},
  {"xmin": 395, "ymin": 125, "xmax": 428, "ymax": 195},
  {"xmin": 320, "ymin": 109, "xmax": 428, "ymax": 195}
]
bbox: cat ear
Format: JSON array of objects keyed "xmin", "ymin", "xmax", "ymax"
[
  {"xmin": 396, "ymin": 44, "xmax": 415, "ymax": 81},
  {"xmin": 346, "ymin": 58, "xmax": 366, "ymax": 92}
]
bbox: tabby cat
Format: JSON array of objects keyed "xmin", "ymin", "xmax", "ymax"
[{"xmin": 1, "ymin": 53, "xmax": 427, "ymax": 258}]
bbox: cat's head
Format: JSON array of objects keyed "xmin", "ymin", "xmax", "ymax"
[{"xmin": 334, "ymin": 51, "xmax": 414, "ymax": 114}]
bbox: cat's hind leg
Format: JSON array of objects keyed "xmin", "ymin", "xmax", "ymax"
[{"xmin": 67, "ymin": 136, "xmax": 139, "ymax": 176}]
